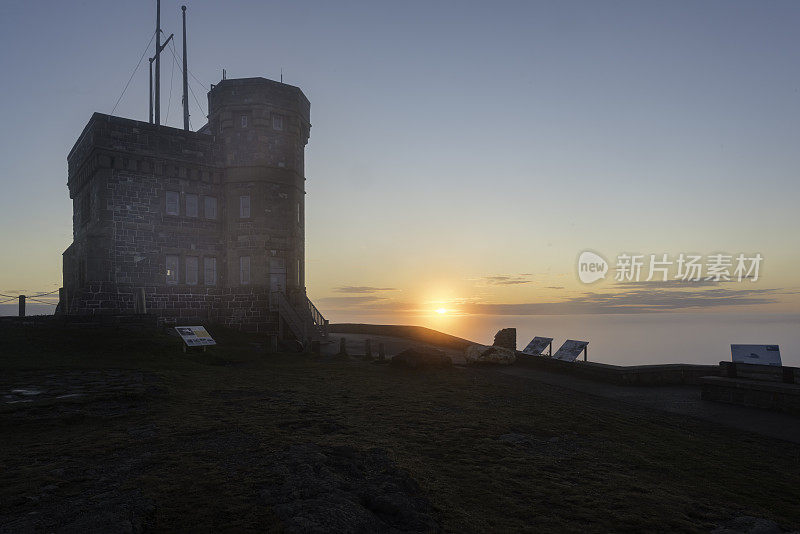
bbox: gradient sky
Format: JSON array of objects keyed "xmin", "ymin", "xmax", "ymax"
[{"xmin": 0, "ymin": 1, "xmax": 798, "ymax": 320}]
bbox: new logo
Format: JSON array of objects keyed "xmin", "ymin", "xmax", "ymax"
[{"xmin": 577, "ymin": 251, "xmax": 608, "ymax": 284}]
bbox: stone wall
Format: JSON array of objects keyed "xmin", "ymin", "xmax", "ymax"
[
  {"xmin": 64, "ymin": 281, "xmax": 278, "ymax": 333},
  {"xmin": 515, "ymin": 353, "xmax": 718, "ymax": 386},
  {"xmin": 702, "ymin": 376, "xmax": 800, "ymax": 415}
]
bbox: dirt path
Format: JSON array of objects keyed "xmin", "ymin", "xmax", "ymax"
[{"xmin": 495, "ymin": 365, "xmax": 800, "ymax": 444}]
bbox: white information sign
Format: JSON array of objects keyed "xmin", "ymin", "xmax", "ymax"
[
  {"xmin": 175, "ymin": 326, "xmax": 217, "ymax": 347},
  {"xmin": 730, "ymin": 344, "xmax": 781, "ymax": 367}
]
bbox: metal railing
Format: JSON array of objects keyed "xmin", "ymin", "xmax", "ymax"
[{"xmin": 307, "ymin": 298, "xmax": 329, "ymax": 338}]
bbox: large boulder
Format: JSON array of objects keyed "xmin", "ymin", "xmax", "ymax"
[
  {"xmin": 465, "ymin": 344, "xmax": 516, "ymax": 365},
  {"xmin": 493, "ymin": 328, "xmax": 517, "ymax": 350},
  {"xmin": 390, "ymin": 347, "xmax": 452, "ymax": 369}
]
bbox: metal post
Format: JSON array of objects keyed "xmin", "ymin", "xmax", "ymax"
[
  {"xmin": 181, "ymin": 5, "xmax": 189, "ymax": 131},
  {"xmin": 583, "ymin": 347, "xmax": 588, "ymax": 362},
  {"xmin": 148, "ymin": 57, "xmax": 154, "ymax": 123},
  {"xmin": 154, "ymin": 0, "xmax": 161, "ymax": 125},
  {"xmin": 18, "ymin": 295, "xmax": 25, "ymax": 318}
]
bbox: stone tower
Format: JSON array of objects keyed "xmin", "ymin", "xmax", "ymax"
[
  {"xmin": 60, "ymin": 77, "xmax": 326, "ymax": 340},
  {"xmin": 208, "ymin": 78, "xmax": 310, "ymax": 301}
]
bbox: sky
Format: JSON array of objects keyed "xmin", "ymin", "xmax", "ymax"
[{"xmin": 0, "ymin": 0, "xmax": 798, "ymax": 323}]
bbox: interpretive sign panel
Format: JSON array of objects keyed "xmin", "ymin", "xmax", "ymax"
[
  {"xmin": 553, "ymin": 340, "xmax": 589, "ymax": 362},
  {"xmin": 522, "ymin": 337, "xmax": 553, "ymax": 356},
  {"xmin": 175, "ymin": 326, "xmax": 217, "ymax": 347},
  {"xmin": 731, "ymin": 344, "xmax": 781, "ymax": 367}
]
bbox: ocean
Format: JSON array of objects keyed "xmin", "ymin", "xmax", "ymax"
[{"xmin": 329, "ymin": 312, "xmax": 800, "ymax": 367}]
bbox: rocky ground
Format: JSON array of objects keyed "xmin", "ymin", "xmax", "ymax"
[{"xmin": 1, "ymin": 322, "xmax": 799, "ymax": 532}]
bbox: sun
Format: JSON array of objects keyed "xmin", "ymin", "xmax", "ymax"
[{"xmin": 435, "ymin": 307, "xmax": 448, "ymax": 315}]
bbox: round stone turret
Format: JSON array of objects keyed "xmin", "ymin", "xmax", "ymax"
[{"xmin": 208, "ymin": 78, "xmax": 311, "ymax": 294}]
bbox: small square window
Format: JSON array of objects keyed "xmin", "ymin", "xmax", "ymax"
[
  {"xmin": 272, "ymin": 115, "xmax": 283, "ymax": 131},
  {"xmin": 241, "ymin": 115, "xmax": 248, "ymax": 128},
  {"xmin": 166, "ymin": 191, "xmax": 180, "ymax": 216},
  {"xmin": 204, "ymin": 196, "xmax": 217, "ymax": 219},
  {"xmin": 239, "ymin": 195, "xmax": 251, "ymax": 218},
  {"xmin": 185, "ymin": 194, "xmax": 198, "ymax": 218}
]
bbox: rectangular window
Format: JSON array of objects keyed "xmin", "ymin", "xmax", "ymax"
[
  {"xmin": 204, "ymin": 257, "xmax": 217, "ymax": 286},
  {"xmin": 81, "ymin": 192, "xmax": 91, "ymax": 225},
  {"xmin": 166, "ymin": 255, "xmax": 179, "ymax": 284},
  {"xmin": 204, "ymin": 196, "xmax": 217, "ymax": 219},
  {"xmin": 241, "ymin": 115, "xmax": 248, "ymax": 128},
  {"xmin": 272, "ymin": 115, "xmax": 283, "ymax": 131},
  {"xmin": 240, "ymin": 256, "xmax": 251, "ymax": 285},
  {"xmin": 185, "ymin": 194, "xmax": 198, "ymax": 217},
  {"xmin": 185, "ymin": 256, "xmax": 198, "ymax": 285},
  {"xmin": 166, "ymin": 191, "xmax": 180, "ymax": 215},
  {"xmin": 239, "ymin": 195, "xmax": 251, "ymax": 218}
]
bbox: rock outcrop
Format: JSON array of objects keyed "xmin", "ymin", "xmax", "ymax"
[
  {"xmin": 261, "ymin": 443, "xmax": 438, "ymax": 533},
  {"xmin": 493, "ymin": 328, "xmax": 517, "ymax": 350}
]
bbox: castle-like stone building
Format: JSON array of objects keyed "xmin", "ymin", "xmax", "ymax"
[{"xmin": 61, "ymin": 77, "xmax": 326, "ymax": 339}]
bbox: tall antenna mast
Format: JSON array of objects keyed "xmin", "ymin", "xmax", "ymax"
[
  {"xmin": 182, "ymin": 5, "xmax": 189, "ymax": 131},
  {"xmin": 152, "ymin": 0, "xmax": 173, "ymax": 126},
  {"xmin": 154, "ymin": 0, "xmax": 161, "ymax": 125}
]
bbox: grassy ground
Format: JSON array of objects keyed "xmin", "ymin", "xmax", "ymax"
[{"xmin": 1, "ymin": 322, "xmax": 799, "ymax": 532}]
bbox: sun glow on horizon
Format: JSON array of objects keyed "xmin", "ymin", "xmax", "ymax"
[{"xmin": 435, "ymin": 307, "xmax": 448, "ymax": 315}]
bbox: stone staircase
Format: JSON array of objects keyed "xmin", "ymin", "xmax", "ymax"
[{"xmin": 269, "ymin": 291, "xmax": 329, "ymax": 345}]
